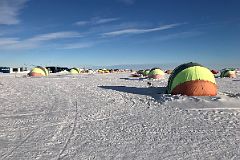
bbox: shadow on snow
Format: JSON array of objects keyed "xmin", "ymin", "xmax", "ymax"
[{"xmin": 99, "ymin": 85, "xmax": 166, "ymax": 98}]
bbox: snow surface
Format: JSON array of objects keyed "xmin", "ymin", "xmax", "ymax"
[{"xmin": 0, "ymin": 73, "xmax": 239, "ymax": 160}]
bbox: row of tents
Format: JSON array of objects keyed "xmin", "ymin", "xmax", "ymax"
[
  {"xmin": 133, "ymin": 67, "xmax": 237, "ymax": 79},
  {"xmin": 27, "ymin": 63, "xmax": 238, "ymax": 97},
  {"xmin": 132, "ymin": 62, "xmax": 238, "ymax": 96},
  {"xmin": 28, "ymin": 67, "xmax": 132, "ymax": 77}
]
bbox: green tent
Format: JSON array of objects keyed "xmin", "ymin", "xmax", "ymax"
[
  {"xmin": 70, "ymin": 68, "xmax": 80, "ymax": 74},
  {"xmin": 143, "ymin": 69, "xmax": 150, "ymax": 76}
]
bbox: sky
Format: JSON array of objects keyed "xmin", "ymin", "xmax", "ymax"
[{"xmin": 0, "ymin": 0, "xmax": 240, "ymax": 68}]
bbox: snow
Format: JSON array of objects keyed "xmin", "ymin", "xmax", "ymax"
[{"xmin": 0, "ymin": 73, "xmax": 239, "ymax": 159}]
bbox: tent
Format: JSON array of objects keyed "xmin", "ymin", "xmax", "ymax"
[
  {"xmin": 211, "ymin": 70, "xmax": 219, "ymax": 74},
  {"xmin": 165, "ymin": 70, "xmax": 173, "ymax": 74},
  {"xmin": 137, "ymin": 70, "xmax": 144, "ymax": 75},
  {"xmin": 220, "ymin": 69, "xmax": 236, "ymax": 78},
  {"xmin": 167, "ymin": 62, "xmax": 217, "ymax": 96},
  {"xmin": 148, "ymin": 68, "xmax": 165, "ymax": 79},
  {"xmin": 143, "ymin": 69, "xmax": 150, "ymax": 77},
  {"xmin": 87, "ymin": 69, "xmax": 94, "ymax": 74},
  {"xmin": 29, "ymin": 66, "xmax": 49, "ymax": 77},
  {"xmin": 98, "ymin": 69, "xmax": 104, "ymax": 74},
  {"xmin": 102, "ymin": 69, "xmax": 110, "ymax": 73},
  {"xmin": 70, "ymin": 68, "xmax": 80, "ymax": 74}
]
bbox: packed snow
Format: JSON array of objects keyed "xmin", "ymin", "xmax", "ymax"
[{"xmin": 0, "ymin": 73, "xmax": 239, "ymax": 159}]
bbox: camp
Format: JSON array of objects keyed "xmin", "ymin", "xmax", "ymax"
[
  {"xmin": 220, "ymin": 69, "xmax": 236, "ymax": 78},
  {"xmin": 29, "ymin": 66, "xmax": 49, "ymax": 77},
  {"xmin": 167, "ymin": 62, "xmax": 217, "ymax": 96},
  {"xmin": 70, "ymin": 68, "xmax": 80, "ymax": 74},
  {"xmin": 148, "ymin": 68, "xmax": 165, "ymax": 79}
]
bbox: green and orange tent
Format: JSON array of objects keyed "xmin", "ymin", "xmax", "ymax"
[
  {"xmin": 167, "ymin": 62, "xmax": 217, "ymax": 96},
  {"xmin": 143, "ymin": 69, "xmax": 150, "ymax": 77},
  {"xmin": 148, "ymin": 68, "xmax": 165, "ymax": 79},
  {"xmin": 70, "ymin": 68, "xmax": 80, "ymax": 74},
  {"xmin": 220, "ymin": 69, "xmax": 236, "ymax": 78}
]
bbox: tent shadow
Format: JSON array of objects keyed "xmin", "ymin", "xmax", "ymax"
[
  {"xmin": 232, "ymin": 80, "xmax": 240, "ymax": 81},
  {"xmin": 99, "ymin": 86, "xmax": 166, "ymax": 98}
]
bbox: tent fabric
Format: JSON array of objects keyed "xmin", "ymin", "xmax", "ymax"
[
  {"xmin": 148, "ymin": 68, "xmax": 165, "ymax": 79},
  {"xmin": 143, "ymin": 70, "xmax": 150, "ymax": 76},
  {"xmin": 149, "ymin": 68, "xmax": 161, "ymax": 72},
  {"xmin": 167, "ymin": 62, "xmax": 217, "ymax": 96},
  {"xmin": 171, "ymin": 80, "xmax": 217, "ymax": 96},
  {"xmin": 103, "ymin": 69, "xmax": 110, "ymax": 73},
  {"xmin": 148, "ymin": 68, "xmax": 164, "ymax": 76},
  {"xmin": 98, "ymin": 69, "xmax": 103, "ymax": 73},
  {"xmin": 137, "ymin": 70, "xmax": 144, "ymax": 75},
  {"xmin": 211, "ymin": 70, "xmax": 219, "ymax": 74},
  {"xmin": 29, "ymin": 67, "xmax": 48, "ymax": 77},
  {"xmin": 98, "ymin": 69, "xmax": 109, "ymax": 73},
  {"xmin": 169, "ymin": 66, "xmax": 216, "ymax": 93},
  {"xmin": 70, "ymin": 68, "xmax": 80, "ymax": 74},
  {"xmin": 36, "ymin": 66, "xmax": 49, "ymax": 76},
  {"xmin": 168, "ymin": 63, "xmax": 203, "ymax": 83},
  {"xmin": 167, "ymin": 62, "xmax": 205, "ymax": 92},
  {"xmin": 220, "ymin": 70, "xmax": 236, "ymax": 78},
  {"xmin": 165, "ymin": 70, "xmax": 173, "ymax": 74}
]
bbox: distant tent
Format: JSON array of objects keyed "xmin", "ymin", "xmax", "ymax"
[
  {"xmin": 167, "ymin": 62, "xmax": 217, "ymax": 96},
  {"xmin": 211, "ymin": 70, "xmax": 219, "ymax": 74},
  {"xmin": 114, "ymin": 69, "xmax": 120, "ymax": 72},
  {"xmin": 98, "ymin": 69, "xmax": 103, "ymax": 73},
  {"xmin": 148, "ymin": 68, "xmax": 165, "ymax": 79},
  {"xmin": 220, "ymin": 69, "xmax": 236, "ymax": 78},
  {"xmin": 87, "ymin": 69, "xmax": 94, "ymax": 74},
  {"xmin": 70, "ymin": 68, "xmax": 80, "ymax": 74},
  {"xmin": 137, "ymin": 70, "xmax": 144, "ymax": 75},
  {"xmin": 131, "ymin": 73, "xmax": 142, "ymax": 77},
  {"xmin": 143, "ymin": 69, "xmax": 150, "ymax": 76},
  {"xmin": 165, "ymin": 70, "xmax": 173, "ymax": 74},
  {"xmin": 102, "ymin": 69, "xmax": 110, "ymax": 73},
  {"xmin": 130, "ymin": 71, "xmax": 143, "ymax": 77},
  {"xmin": 29, "ymin": 66, "xmax": 48, "ymax": 77}
]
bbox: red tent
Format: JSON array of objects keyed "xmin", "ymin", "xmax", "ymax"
[{"xmin": 211, "ymin": 70, "xmax": 219, "ymax": 74}]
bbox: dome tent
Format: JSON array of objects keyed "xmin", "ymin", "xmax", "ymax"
[
  {"xmin": 97, "ymin": 69, "xmax": 104, "ymax": 74},
  {"xmin": 148, "ymin": 68, "xmax": 165, "ymax": 79},
  {"xmin": 167, "ymin": 62, "xmax": 217, "ymax": 96},
  {"xmin": 137, "ymin": 70, "xmax": 144, "ymax": 75},
  {"xmin": 87, "ymin": 69, "xmax": 94, "ymax": 74},
  {"xmin": 220, "ymin": 69, "xmax": 236, "ymax": 78},
  {"xmin": 102, "ymin": 69, "xmax": 110, "ymax": 73},
  {"xmin": 70, "ymin": 68, "xmax": 80, "ymax": 74},
  {"xmin": 29, "ymin": 66, "xmax": 49, "ymax": 77},
  {"xmin": 165, "ymin": 69, "xmax": 173, "ymax": 74},
  {"xmin": 143, "ymin": 69, "xmax": 150, "ymax": 77},
  {"xmin": 211, "ymin": 69, "xmax": 219, "ymax": 74}
]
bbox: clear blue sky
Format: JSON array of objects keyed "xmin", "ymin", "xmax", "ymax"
[{"xmin": 0, "ymin": 0, "xmax": 239, "ymax": 68}]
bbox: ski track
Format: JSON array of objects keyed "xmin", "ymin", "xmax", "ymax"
[
  {"xmin": 0, "ymin": 73, "xmax": 239, "ymax": 159},
  {"xmin": 56, "ymin": 101, "xmax": 78, "ymax": 160}
]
